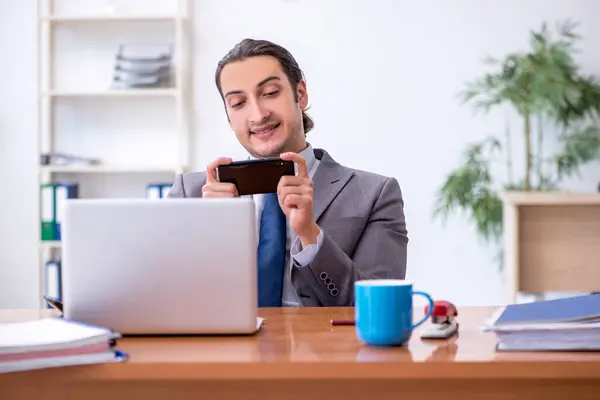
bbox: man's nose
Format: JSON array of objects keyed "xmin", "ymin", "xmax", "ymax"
[{"xmin": 248, "ymin": 100, "xmax": 270, "ymax": 124}]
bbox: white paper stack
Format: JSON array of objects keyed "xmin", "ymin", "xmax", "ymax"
[
  {"xmin": 0, "ymin": 317, "xmax": 127, "ymax": 373},
  {"xmin": 111, "ymin": 44, "xmax": 173, "ymax": 89}
]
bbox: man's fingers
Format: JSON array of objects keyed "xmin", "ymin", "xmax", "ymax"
[
  {"xmin": 208, "ymin": 183, "xmax": 238, "ymax": 193},
  {"xmin": 280, "ymin": 152, "xmax": 309, "ymax": 177},
  {"xmin": 283, "ymin": 194, "xmax": 311, "ymax": 209},
  {"xmin": 202, "ymin": 182, "xmax": 239, "ymax": 197},
  {"xmin": 278, "ymin": 175, "xmax": 308, "ymax": 189},
  {"xmin": 203, "ymin": 191, "xmax": 237, "ymax": 199},
  {"xmin": 206, "ymin": 157, "xmax": 233, "ymax": 183},
  {"xmin": 278, "ymin": 185, "xmax": 312, "ymax": 198}
]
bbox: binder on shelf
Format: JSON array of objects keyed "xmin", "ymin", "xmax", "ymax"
[
  {"xmin": 40, "ymin": 183, "xmax": 56, "ymax": 241},
  {"xmin": 146, "ymin": 183, "xmax": 173, "ymax": 199},
  {"xmin": 54, "ymin": 182, "xmax": 79, "ymax": 241},
  {"xmin": 44, "ymin": 259, "xmax": 62, "ymax": 309},
  {"xmin": 146, "ymin": 183, "xmax": 161, "ymax": 199},
  {"xmin": 161, "ymin": 184, "xmax": 172, "ymax": 198},
  {"xmin": 40, "ymin": 183, "xmax": 79, "ymax": 242}
]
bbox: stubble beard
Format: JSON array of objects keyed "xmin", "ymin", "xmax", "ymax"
[{"xmin": 248, "ymin": 121, "xmax": 304, "ymax": 158}]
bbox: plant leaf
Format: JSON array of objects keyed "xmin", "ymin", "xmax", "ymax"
[
  {"xmin": 433, "ymin": 137, "xmax": 504, "ymax": 243},
  {"xmin": 554, "ymin": 125, "xmax": 600, "ymax": 178}
]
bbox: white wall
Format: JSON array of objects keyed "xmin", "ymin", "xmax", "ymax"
[
  {"xmin": 2, "ymin": 0, "xmax": 600, "ymax": 308},
  {"xmin": 0, "ymin": 0, "xmax": 40, "ymax": 308}
]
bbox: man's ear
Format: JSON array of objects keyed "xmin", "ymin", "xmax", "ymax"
[{"xmin": 297, "ymin": 80, "xmax": 308, "ymax": 110}]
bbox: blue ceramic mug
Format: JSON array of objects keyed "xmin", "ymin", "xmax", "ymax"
[{"xmin": 355, "ymin": 279, "xmax": 434, "ymax": 347}]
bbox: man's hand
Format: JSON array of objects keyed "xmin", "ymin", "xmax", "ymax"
[
  {"xmin": 202, "ymin": 157, "xmax": 240, "ymax": 198},
  {"xmin": 277, "ymin": 152, "xmax": 320, "ymax": 248}
]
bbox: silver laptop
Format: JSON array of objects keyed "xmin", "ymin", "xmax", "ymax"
[{"xmin": 60, "ymin": 197, "xmax": 260, "ymax": 335}]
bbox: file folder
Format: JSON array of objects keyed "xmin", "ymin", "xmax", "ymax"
[
  {"xmin": 40, "ymin": 184, "xmax": 56, "ymax": 241},
  {"xmin": 161, "ymin": 184, "xmax": 172, "ymax": 198},
  {"xmin": 44, "ymin": 259, "xmax": 61, "ymax": 308},
  {"xmin": 483, "ymin": 294, "xmax": 600, "ymax": 351},
  {"xmin": 146, "ymin": 183, "xmax": 173, "ymax": 199},
  {"xmin": 146, "ymin": 183, "xmax": 162, "ymax": 199},
  {"xmin": 54, "ymin": 183, "xmax": 79, "ymax": 241},
  {"xmin": 493, "ymin": 293, "xmax": 600, "ymax": 326}
]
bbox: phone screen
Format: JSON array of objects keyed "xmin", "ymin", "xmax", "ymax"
[{"xmin": 217, "ymin": 158, "xmax": 295, "ymax": 195}]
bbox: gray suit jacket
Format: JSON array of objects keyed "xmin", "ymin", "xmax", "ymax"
[{"xmin": 167, "ymin": 148, "xmax": 408, "ymax": 306}]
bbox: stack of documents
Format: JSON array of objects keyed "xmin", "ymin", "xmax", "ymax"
[
  {"xmin": 111, "ymin": 44, "xmax": 173, "ymax": 89},
  {"xmin": 0, "ymin": 317, "xmax": 127, "ymax": 373},
  {"xmin": 483, "ymin": 294, "xmax": 600, "ymax": 351}
]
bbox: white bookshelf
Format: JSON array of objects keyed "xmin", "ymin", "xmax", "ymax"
[
  {"xmin": 44, "ymin": 88, "xmax": 179, "ymax": 97},
  {"xmin": 36, "ymin": 0, "xmax": 192, "ymax": 307},
  {"xmin": 42, "ymin": 15, "xmax": 185, "ymax": 23},
  {"xmin": 41, "ymin": 241, "xmax": 63, "ymax": 251},
  {"xmin": 41, "ymin": 165, "xmax": 183, "ymax": 174}
]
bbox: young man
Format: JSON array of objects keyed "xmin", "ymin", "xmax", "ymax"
[{"xmin": 168, "ymin": 38, "xmax": 408, "ymax": 307}]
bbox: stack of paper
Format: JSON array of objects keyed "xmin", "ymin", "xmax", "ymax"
[
  {"xmin": 111, "ymin": 44, "xmax": 173, "ymax": 89},
  {"xmin": 483, "ymin": 294, "xmax": 600, "ymax": 351},
  {"xmin": 0, "ymin": 317, "xmax": 127, "ymax": 373}
]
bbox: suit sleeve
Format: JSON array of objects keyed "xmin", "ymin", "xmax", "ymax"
[
  {"xmin": 167, "ymin": 174, "xmax": 187, "ymax": 198},
  {"xmin": 294, "ymin": 177, "xmax": 408, "ymax": 306}
]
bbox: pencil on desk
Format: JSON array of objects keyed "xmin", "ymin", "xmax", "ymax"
[{"xmin": 331, "ymin": 319, "xmax": 355, "ymax": 326}]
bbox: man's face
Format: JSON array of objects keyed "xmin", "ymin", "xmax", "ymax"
[{"xmin": 220, "ymin": 55, "xmax": 308, "ymax": 158}]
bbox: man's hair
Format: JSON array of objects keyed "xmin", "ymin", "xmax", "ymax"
[{"xmin": 215, "ymin": 38, "xmax": 314, "ymax": 134}]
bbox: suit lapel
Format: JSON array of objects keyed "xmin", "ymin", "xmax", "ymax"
[
  {"xmin": 287, "ymin": 149, "xmax": 353, "ymax": 248},
  {"xmin": 311, "ymin": 149, "xmax": 354, "ymax": 222},
  {"xmin": 290, "ymin": 149, "xmax": 353, "ymax": 305}
]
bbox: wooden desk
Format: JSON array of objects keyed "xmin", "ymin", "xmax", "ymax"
[
  {"xmin": 2, "ymin": 307, "xmax": 600, "ymax": 400},
  {"xmin": 501, "ymin": 191, "xmax": 600, "ymax": 302}
]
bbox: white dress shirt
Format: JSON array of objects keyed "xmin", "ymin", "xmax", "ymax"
[{"xmin": 248, "ymin": 143, "xmax": 324, "ymax": 306}]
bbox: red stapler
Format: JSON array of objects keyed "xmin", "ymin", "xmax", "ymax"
[{"xmin": 420, "ymin": 300, "xmax": 459, "ymax": 339}]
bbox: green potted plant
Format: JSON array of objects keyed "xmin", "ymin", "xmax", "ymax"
[{"xmin": 433, "ymin": 19, "xmax": 600, "ymax": 266}]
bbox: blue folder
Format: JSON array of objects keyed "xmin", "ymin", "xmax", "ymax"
[
  {"xmin": 494, "ymin": 294, "xmax": 600, "ymax": 326},
  {"xmin": 146, "ymin": 182, "xmax": 173, "ymax": 199},
  {"xmin": 44, "ymin": 259, "xmax": 62, "ymax": 309},
  {"xmin": 54, "ymin": 182, "xmax": 79, "ymax": 241}
]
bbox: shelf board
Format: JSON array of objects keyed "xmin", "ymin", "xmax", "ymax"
[
  {"xmin": 40, "ymin": 165, "xmax": 181, "ymax": 174},
  {"xmin": 43, "ymin": 89, "xmax": 178, "ymax": 98},
  {"xmin": 41, "ymin": 241, "xmax": 62, "ymax": 249},
  {"xmin": 40, "ymin": 14, "xmax": 188, "ymax": 23}
]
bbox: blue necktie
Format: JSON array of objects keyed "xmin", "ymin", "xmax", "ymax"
[{"xmin": 257, "ymin": 193, "xmax": 286, "ymax": 307}]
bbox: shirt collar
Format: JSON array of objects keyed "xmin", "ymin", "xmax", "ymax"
[
  {"xmin": 298, "ymin": 143, "xmax": 316, "ymax": 172},
  {"xmin": 249, "ymin": 143, "xmax": 316, "ymax": 172}
]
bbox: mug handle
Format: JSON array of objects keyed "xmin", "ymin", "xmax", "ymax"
[{"xmin": 411, "ymin": 291, "xmax": 434, "ymax": 329}]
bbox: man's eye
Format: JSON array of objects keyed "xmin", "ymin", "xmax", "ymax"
[
  {"xmin": 264, "ymin": 90, "xmax": 279, "ymax": 97},
  {"xmin": 231, "ymin": 101, "xmax": 245, "ymax": 108}
]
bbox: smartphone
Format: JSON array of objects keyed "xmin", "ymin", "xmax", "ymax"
[{"xmin": 216, "ymin": 157, "xmax": 295, "ymax": 196}]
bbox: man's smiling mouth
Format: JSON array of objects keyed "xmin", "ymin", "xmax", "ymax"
[{"xmin": 250, "ymin": 122, "xmax": 281, "ymax": 135}]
